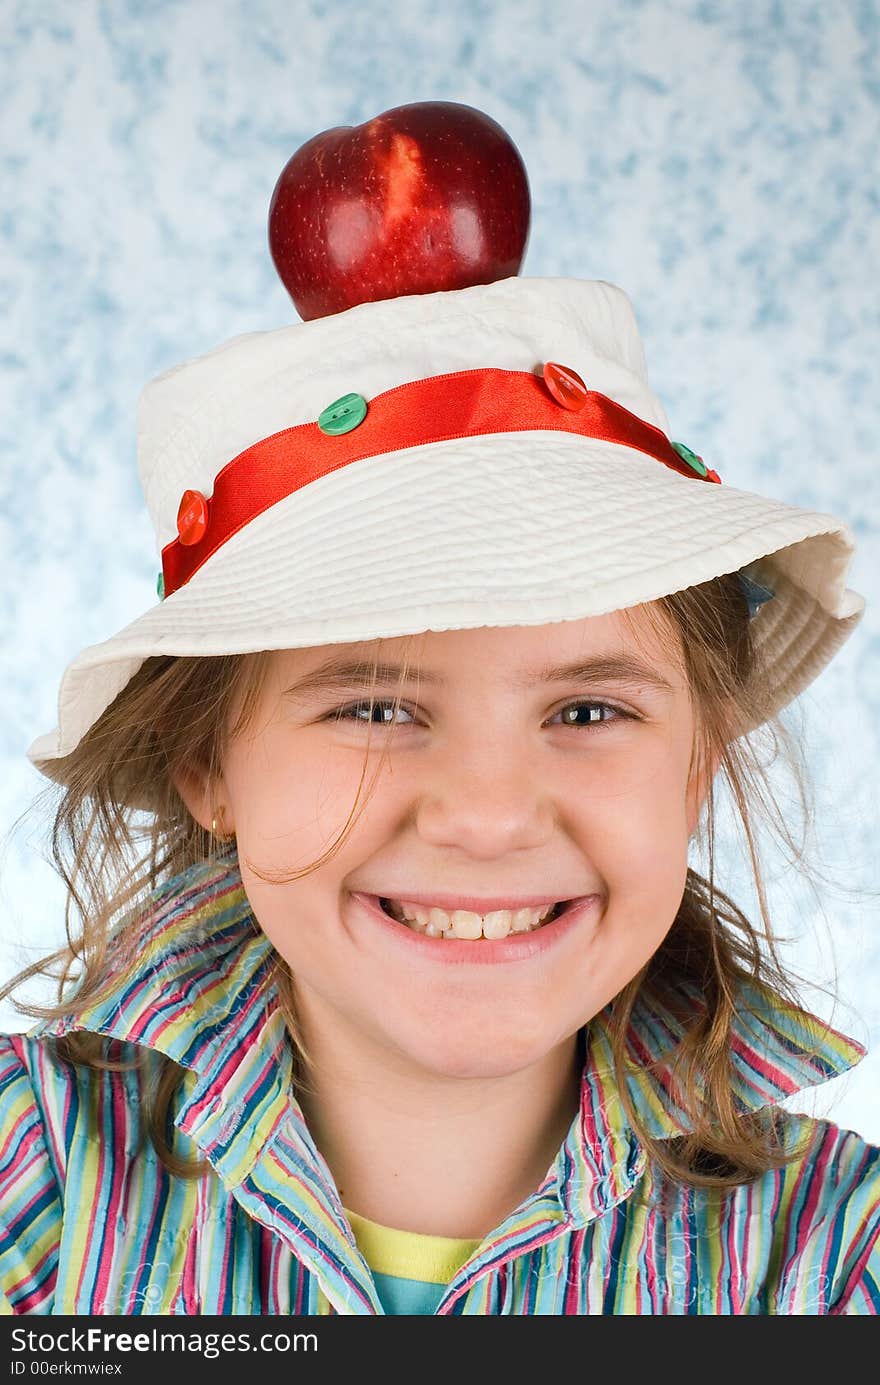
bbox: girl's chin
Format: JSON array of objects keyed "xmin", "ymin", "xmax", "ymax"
[{"xmin": 371, "ymin": 1008, "xmax": 586, "ymax": 1080}]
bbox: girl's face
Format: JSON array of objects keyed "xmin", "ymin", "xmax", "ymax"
[{"xmin": 180, "ymin": 612, "xmax": 715, "ymax": 1081}]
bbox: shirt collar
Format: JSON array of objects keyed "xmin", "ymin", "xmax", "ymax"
[{"xmin": 32, "ymin": 848, "xmax": 866, "ymax": 1235}]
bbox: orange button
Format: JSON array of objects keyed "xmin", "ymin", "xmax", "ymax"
[
  {"xmin": 542, "ymin": 361, "xmax": 589, "ymax": 411},
  {"xmin": 177, "ymin": 489, "xmax": 209, "ymax": 546}
]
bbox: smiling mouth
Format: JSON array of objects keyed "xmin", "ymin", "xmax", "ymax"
[{"xmin": 378, "ymin": 896, "xmax": 568, "ymax": 940}]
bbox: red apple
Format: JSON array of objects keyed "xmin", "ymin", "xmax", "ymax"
[{"xmin": 268, "ymin": 101, "xmax": 531, "ymax": 321}]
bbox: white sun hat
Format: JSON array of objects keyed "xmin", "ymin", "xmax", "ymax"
[{"xmin": 27, "ymin": 274, "xmax": 864, "ymax": 799}]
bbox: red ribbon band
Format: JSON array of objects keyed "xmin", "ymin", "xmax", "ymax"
[{"xmin": 160, "ymin": 367, "xmax": 720, "ymax": 598}]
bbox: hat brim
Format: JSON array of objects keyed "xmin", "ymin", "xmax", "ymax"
[{"xmin": 27, "ymin": 431, "xmax": 864, "ymax": 805}]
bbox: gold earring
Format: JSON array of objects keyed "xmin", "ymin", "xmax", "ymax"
[{"xmin": 213, "ymin": 814, "xmax": 236, "ymax": 844}]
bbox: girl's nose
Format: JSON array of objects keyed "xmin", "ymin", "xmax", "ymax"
[{"xmin": 413, "ymin": 747, "xmax": 555, "ymax": 857}]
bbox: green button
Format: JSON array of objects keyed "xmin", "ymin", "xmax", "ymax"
[
  {"xmin": 318, "ymin": 392, "xmax": 368, "ymax": 436},
  {"xmin": 156, "ymin": 571, "xmax": 165, "ymax": 600},
  {"xmin": 671, "ymin": 441, "xmax": 708, "ymax": 477}
]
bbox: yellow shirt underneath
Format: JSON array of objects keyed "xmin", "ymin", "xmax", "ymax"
[{"xmin": 343, "ymin": 1207, "xmax": 481, "ymax": 1314}]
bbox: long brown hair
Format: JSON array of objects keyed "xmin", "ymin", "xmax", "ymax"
[{"xmin": 0, "ymin": 573, "xmax": 844, "ymax": 1186}]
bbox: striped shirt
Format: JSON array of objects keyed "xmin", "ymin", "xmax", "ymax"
[{"xmin": 1, "ymin": 851, "xmax": 878, "ymax": 1315}]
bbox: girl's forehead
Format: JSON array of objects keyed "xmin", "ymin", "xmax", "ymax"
[{"xmin": 269, "ymin": 606, "xmax": 683, "ymax": 685}]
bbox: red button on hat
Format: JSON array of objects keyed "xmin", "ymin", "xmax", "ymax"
[
  {"xmin": 177, "ymin": 489, "xmax": 209, "ymax": 546},
  {"xmin": 542, "ymin": 361, "xmax": 589, "ymax": 411}
]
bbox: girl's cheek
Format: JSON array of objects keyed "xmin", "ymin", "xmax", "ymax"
[
  {"xmin": 229, "ymin": 742, "xmax": 375, "ymax": 848},
  {"xmin": 557, "ymin": 723, "xmax": 685, "ymax": 801}
]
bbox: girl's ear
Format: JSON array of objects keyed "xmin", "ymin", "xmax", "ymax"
[
  {"xmin": 686, "ymin": 741, "xmax": 723, "ymax": 837},
  {"xmin": 171, "ymin": 761, "xmax": 225, "ymax": 834}
]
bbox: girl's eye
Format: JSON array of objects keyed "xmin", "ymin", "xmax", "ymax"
[
  {"xmin": 327, "ymin": 699, "xmax": 632, "ymax": 728},
  {"xmin": 548, "ymin": 700, "xmax": 632, "ymax": 729},
  {"xmin": 330, "ymin": 700, "xmax": 415, "ymax": 725}
]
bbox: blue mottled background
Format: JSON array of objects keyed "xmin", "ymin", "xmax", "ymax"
[{"xmin": 1, "ymin": 0, "xmax": 878, "ymax": 1138}]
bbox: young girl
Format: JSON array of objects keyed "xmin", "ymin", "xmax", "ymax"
[{"xmin": 1, "ymin": 275, "xmax": 877, "ymax": 1316}]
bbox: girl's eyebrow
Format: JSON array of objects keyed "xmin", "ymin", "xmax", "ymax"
[{"xmin": 283, "ymin": 654, "xmax": 675, "ymax": 698}]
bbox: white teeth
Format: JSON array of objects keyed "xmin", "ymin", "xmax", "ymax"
[
  {"xmin": 449, "ymin": 910, "xmax": 482, "ymax": 940},
  {"xmin": 512, "ymin": 908, "xmax": 535, "ymax": 933},
  {"xmin": 427, "ymin": 907, "xmax": 449, "ymax": 937},
  {"xmin": 482, "ymin": 910, "xmax": 513, "ymax": 940},
  {"xmin": 382, "ymin": 898, "xmax": 559, "ymax": 939}
]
